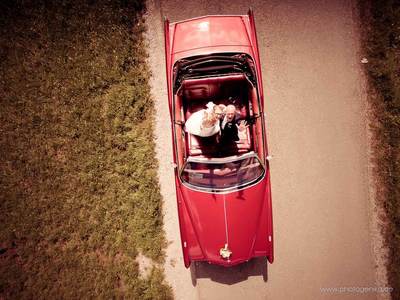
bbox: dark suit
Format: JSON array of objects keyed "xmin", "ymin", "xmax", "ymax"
[
  {"xmin": 220, "ymin": 118, "xmax": 239, "ymax": 143},
  {"xmin": 219, "ymin": 116, "xmax": 242, "ymax": 156}
]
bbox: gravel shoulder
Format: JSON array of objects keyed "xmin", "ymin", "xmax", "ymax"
[{"xmin": 145, "ymin": 1, "xmax": 198, "ymax": 299}]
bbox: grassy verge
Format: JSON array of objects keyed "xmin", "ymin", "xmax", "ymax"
[
  {"xmin": 0, "ymin": 1, "xmax": 172, "ymax": 298},
  {"xmin": 359, "ymin": 0, "xmax": 400, "ymax": 298}
]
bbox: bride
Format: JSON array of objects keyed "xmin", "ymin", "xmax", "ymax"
[{"xmin": 185, "ymin": 102, "xmax": 225, "ymax": 137}]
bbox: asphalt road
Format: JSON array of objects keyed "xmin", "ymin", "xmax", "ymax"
[{"xmin": 145, "ymin": 0, "xmax": 382, "ymax": 299}]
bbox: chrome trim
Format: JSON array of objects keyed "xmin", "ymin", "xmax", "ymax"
[
  {"xmin": 187, "ymin": 151, "xmax": 255, "ymax": 164},
  {"xmin": 170, "ymin": 14, "xmax": 248, "ymax": 26}
]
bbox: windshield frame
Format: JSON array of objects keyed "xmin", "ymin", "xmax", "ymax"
[{"xmin": 179, "ymin": 152, "xmax": 265, "ymax": 193}]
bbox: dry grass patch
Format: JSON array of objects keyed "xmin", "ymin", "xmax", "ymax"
[
  {"xmin": 359, "ymin": 0, "xmax": 400, "ymax": 298},
  {"xmin": 0, "ymin": 1, "xmax": 172, "ymax": 298}
]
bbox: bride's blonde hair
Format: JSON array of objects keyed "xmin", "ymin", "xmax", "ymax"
[{"xmin": 201, "ymin": 104, "xmax": 223, "ymax": 128}]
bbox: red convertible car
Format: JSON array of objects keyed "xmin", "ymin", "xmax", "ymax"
[{"xmin": 164, "ymin": 10, "xmax": 273, "ymax": 267}]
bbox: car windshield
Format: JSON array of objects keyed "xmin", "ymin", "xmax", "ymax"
[{"xmin": 180, "ymin": 154, "xmax": 264, "ymax": 191}]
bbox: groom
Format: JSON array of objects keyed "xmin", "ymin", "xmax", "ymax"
[{"xmin": 219, "ymin": 104, "xmax": 248, "ymax": 152}]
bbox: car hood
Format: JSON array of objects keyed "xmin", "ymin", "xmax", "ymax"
[
  {"xmin": 169, "ymin": 15, "xmax": 254, "ymax": 60},
  {"xmin": 177, "ymin": 177, "xmax": 270, "ymax": 265}
]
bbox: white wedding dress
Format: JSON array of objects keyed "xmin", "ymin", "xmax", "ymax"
[{"xmin": 185, "ymin": 102, "xmax": 220, "ymax": 137}]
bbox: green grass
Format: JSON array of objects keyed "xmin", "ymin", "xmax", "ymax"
[
  {"xmin": 0, "ymin": 1, "xmax": 172, "ymax": 298},
  {"xmin": 359, "ymin": 0, "xmax": 400, "ymax": 298}
]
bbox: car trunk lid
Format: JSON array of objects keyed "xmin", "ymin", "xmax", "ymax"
[{"xmin": 170, "ymin": 16, "xmax": 252, "ymax": 57}]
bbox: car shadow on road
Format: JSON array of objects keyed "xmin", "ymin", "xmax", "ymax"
[{"xmin": 190, "ymin": 257, "xmax": 268, "ymax": 286}]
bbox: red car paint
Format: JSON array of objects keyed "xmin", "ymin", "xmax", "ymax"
[{"xmin": 164, "ymin": 10, "xmax": 273, "ymax": 268}]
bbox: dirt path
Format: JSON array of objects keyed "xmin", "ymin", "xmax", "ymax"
[{"xmin": 145, "ymin": 0, "xmax": 388, "ymax": 299}]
